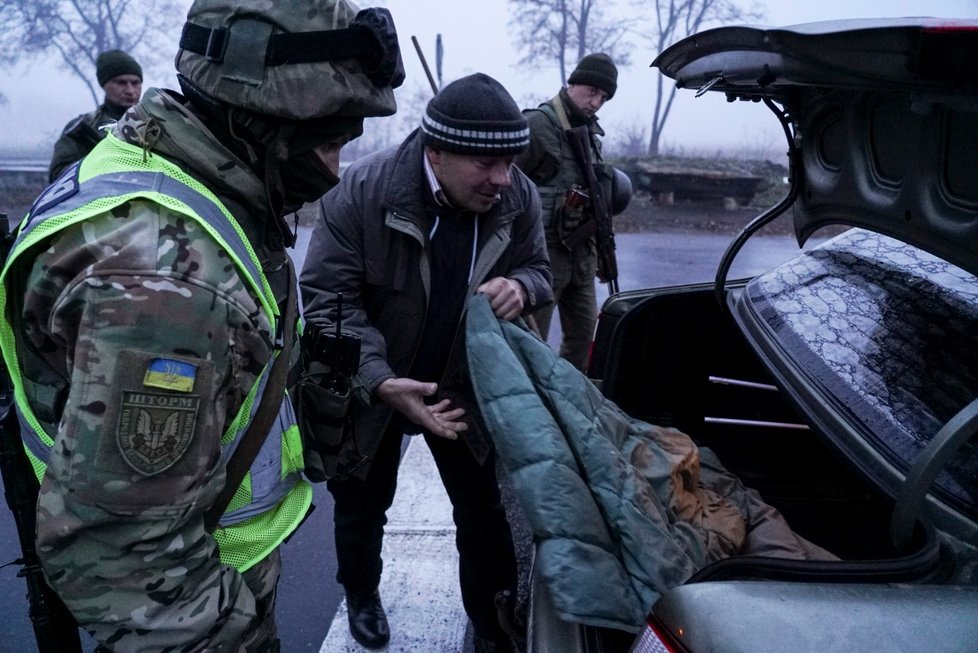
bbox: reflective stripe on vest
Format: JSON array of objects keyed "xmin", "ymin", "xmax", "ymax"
[{"xmin": 0, "ymin": 135, "xmax": 304, "ymax": 539}]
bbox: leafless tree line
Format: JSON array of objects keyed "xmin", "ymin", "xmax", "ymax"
[
  {"xmin": 0, "ymin": 0, "xmax": 183, "ymax": 107},
  {"xmin": 508, "ymin": 0, "xmax": 763, "ymax": 156},
  {"xmin": 0, "ymin": 0, "xmax": 763, "ymax": 158}
]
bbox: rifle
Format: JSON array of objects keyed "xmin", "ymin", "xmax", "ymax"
[
  {"xmin": 62, "ymin": 115, "xmax": 103, "ymax": 150},
  {"xmin": 411, "ymin": 35, "xmax": 439, "ymax": 95},
  {"xmin": 0, "ymin": 213, "xmax": 84, "ymax": 652},
  {"xmin": 562, "ymin": 125, "xmax": 619, "ymax": 294}
]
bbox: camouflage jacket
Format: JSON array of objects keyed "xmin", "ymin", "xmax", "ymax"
[
  {"xmin": 515, "ymin": 90, "xmax": 605, "ymax": 242},
  {"xmin": 47, "ymin": 102, "xmax": 126, "ymax": 182},
  {"xmin": 7, "ymin": 88, "xmax": 293, "ymax": 652},
  {"xmin": 515, "ymin": 89, "xmax": 604, "ymax": 189}
]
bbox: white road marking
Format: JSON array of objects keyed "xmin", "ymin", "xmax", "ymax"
[{"xmin": 320, "ymin": 437, "xmax": 466, "ymax": 652}]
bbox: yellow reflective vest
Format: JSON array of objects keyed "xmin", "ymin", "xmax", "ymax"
[{"xmin": 0, "ymin": 134, "xmax": 311, "ymax": 572}]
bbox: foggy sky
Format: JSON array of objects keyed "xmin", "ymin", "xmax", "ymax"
[{"xmin": 3, "ymin": 0, "xmax": 976, "ymax": 159}]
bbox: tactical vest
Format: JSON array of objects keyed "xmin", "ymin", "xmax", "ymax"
[
  {"xmin": 526, "ymin": 99, "xmax": 602, "ymax": 238},
  {"xmin": 0, "ymin": 134, "xmax": 311, "ymax": 573}
]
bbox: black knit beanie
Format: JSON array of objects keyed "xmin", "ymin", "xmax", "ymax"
[
  {"xmin": 96, "ymin": 50, "xmax": 143, "ymax": 86},
  {"xmin": 568, "ymin": 53, "xmax": 617, "ymax": 99},
  {"xmin": 421, "ymin": 73, "xmax": 529, "ymax": 156}
]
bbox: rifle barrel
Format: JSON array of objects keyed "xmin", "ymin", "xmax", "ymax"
[{"xmin": 411, "ymin": 36, "xmax": 440, "ymax": 95}]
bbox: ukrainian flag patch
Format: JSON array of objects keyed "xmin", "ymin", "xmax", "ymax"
[{"xmin": 143, "ymin": 358, "xmax": 197, "ymax": 393}]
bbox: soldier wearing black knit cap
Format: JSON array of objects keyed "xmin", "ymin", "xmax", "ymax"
[
  {"xmin": 300, "ymin": 72, "xmax": 553, "ymax": 652},
  {"xmin": 516, "ymin": 52, "xmax": 619, "ymax": 372},
  {"xmin": 48, "ymin": 49, "xmax": 143, "ymax": 182}
]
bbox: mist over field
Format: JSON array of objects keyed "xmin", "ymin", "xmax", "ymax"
[{"xmin": 2, "ymin": 0, "xmax": 974, "ymax": 163}]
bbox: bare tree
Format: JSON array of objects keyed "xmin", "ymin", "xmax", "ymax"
[
  {"xmin": 0, "ymin": 0, "xmax": 184, "ymax": 108},
  {"xmin": 604, "ymin": 120, "xmax": 648, "ymax": 158},
  {"xmin": 645, "ymin": 0, "xmax": 763, "ymax": 156},
  {"xmin": 342, "ymin": 81, "xmax": 433, "ymax": 163},
  {"xmin": 508, "ymin": 0, "xmax": 633, "ymax": 87}
]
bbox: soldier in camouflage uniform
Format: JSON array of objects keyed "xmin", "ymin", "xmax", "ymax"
[
  {"xmin": 0, "ymin": 1, "xmax": 402, "ymax": 651},
  {"xmin": 48, "ymin": 49, "xmax": 143, "ymax": 182},
  {"xmin": 515, "ymin": 53, "xmax": 618, "ymax": 371}
]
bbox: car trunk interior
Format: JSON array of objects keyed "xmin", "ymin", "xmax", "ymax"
[{"xmin": 595, "ymin": 285, "xmax": 943, "ymax": 572}]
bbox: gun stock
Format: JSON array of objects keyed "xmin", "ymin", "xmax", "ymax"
[
  {"xmin": 564, "ymin": 126, "xmax": 619, "ymax": 294},
  {"xmin": 0, "ymin": 214, "xmax": 83, "ymax": 652},
  {"xmin": 63, "ymin": 116, "xmax": 102, "ymax": 150}
]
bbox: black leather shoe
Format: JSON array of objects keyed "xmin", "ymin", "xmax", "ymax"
[
  {"xmin": 473, "ymin": 634, "xmax": 515, "ymax": 653},
  {"xmin": 346, "ymin": 588, "xmax": 390, "ymax": 648}
]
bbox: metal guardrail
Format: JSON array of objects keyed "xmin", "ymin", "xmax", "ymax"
[{"xmin": 0, "ymin": 158, "xmax": 47, "ymax": 173}]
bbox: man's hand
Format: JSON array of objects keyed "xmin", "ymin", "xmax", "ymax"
[
  {"xmin": 477, "ymin": 277, "xmax": 526, "ymax": 321},
  {"xmin": 375, "ymin": 378, "xmax": 467, "ymax": 440}
]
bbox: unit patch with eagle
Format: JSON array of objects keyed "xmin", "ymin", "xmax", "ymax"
[{"xmin": 115, "ymin": 356, "xmax": 202, "ymax": 476}]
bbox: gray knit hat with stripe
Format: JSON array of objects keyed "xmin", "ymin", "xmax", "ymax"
[{"xmin": 421, "ymin": 73, "xmax": 529, "ymax": 155}]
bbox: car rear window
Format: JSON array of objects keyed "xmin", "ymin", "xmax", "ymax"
[{"xmin": 741, "ymin": 228, "xmax": 978, "ymax": 517}]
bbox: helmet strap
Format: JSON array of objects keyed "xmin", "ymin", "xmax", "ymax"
[
  {"xmin": 226, "ymin": 108, "xmax": 268, "ymax": 167},
  {"xmin": 261, "ymin": 122, "xmax": 298, "ymax": 249}
]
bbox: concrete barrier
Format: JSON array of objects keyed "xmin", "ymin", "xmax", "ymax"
[{"xmin": 0, "ymin": 159, "xmax": 47, "ymax": 220}]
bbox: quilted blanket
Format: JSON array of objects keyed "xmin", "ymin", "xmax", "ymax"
[{"xmin": 465, "ymin": 294, "xmax": 834, "ymax": 631}]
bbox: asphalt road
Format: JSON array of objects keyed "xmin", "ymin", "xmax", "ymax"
[{"xmin": 0, "ymin": 226, "xmax": 826, "ymax": 652}]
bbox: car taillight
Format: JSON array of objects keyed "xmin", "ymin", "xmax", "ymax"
[{"xmin": 629, "ymin": 616, "xmax": 688, "ymax": 653}]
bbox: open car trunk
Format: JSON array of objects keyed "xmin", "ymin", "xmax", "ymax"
[
  {"xmin": 522, "ymin": 240, "xmax": 978, "ymax": 649},
  {"xmin": 558, "ymin": 271, "xmax": 975, "ymax": 653},
  {"xmin": 594, "ymin": 280, "xmax": 951, "ymax": 575}
]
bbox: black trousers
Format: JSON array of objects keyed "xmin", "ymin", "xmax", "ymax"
[{"xmin": 328, "ymin": 424, "xmax": 517, "ymax": 640}]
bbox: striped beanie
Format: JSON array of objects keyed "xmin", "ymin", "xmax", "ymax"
[{"xmin": 421, "ymin": 73, "xmax": 529, "ymax": 155}]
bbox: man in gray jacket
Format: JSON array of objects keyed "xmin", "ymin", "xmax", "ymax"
[{"xmin": 300, "ymin": 72, "xmax": 552, "ymax": 652}]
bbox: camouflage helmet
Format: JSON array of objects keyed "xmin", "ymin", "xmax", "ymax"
[{"xmin": 175, "ymin": 0, "xmax": 404, "ymax": 121}]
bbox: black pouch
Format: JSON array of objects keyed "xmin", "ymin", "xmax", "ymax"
[
  {"xmin": 295, "ymin": 306, "xmax": 366, "ymax": 481},
  {"xmin": 556, "ymin": 185, "xmax": 595, "ymax": 250},
  {"xmin": 294, "ymin": 362, "xmax": 352, "ymax": 481}
]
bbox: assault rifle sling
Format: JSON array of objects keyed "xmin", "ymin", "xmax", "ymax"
[{"xmin": 563, "ymin": 125, "xmax": 619, "ymax": 294}]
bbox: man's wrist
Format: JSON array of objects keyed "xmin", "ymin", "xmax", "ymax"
[{"xmin": 510, "ymin": 278, "xmax": 529, "ymax": 310}]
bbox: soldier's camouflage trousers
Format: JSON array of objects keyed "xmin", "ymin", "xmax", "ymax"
[{"xmin": 91, "ymin": 549, "xmax": 282, "ymax": 652}]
